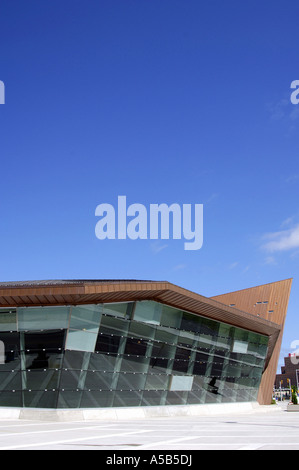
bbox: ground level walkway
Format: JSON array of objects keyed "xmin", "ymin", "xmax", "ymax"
[{"xmin": 0, "ymin": 401, "xmax": 297, "ymax": 451}]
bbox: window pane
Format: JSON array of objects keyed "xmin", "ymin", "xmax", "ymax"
[
  {"xmin": 69, "ymin": 305, "xmax": 101, "ymax": 333},
  {"xmin": 0, "ymin": 332, "xmax": 20, "ymax": 371},
  {"xmin": 120, "ymin": 356, "xmax": 150, "ymax": 373},
  {"xmin": 99, "ymin": 315, "xmax": 129, "ymax": 336},
  {"xmin": 0, "ymin": 391, "xmax": 22, "ymax": 407},
  {"xmin": 160, "ymin": 305, "xmax": 182, "ymax": 329},
  {"xmin": 66, "ymin": 330, "xmax": 98, "ymax": 353},
  {"xmin": 95, "ymin": 333, "xmax": 121, "ymax": 354},
  {"xmin": 133, "ymin": 301, "xmax": 162, "ymax": 325},
  {"xmin": 169, "ymin": 375, "xmax": 194, "ymax": 391},
  {"xmin": 129, "ymin": 321, "xmax": 156, "ymax": 341},
  {"xmin": 89, "ymin": 352, "xmax": 118, "ymax": 372},
  {"xmin": 23, "ymin": 330, "xmax": 65, "ymax": 370},
  {"xmin": 18, "ymin": 306, "xmax": 70, "ymax": 331},
  {"xmin": 0, "ymin": 371, "xmax": 21, "ymax": 391},
  {"xmin": 23, "ymin": 390, "xmax": 58, "ymax": 408},
  {"xmin": 124, "ymin": 338, "xmax": 148, "ymax": 356},
  {"xmin": 103, "ymin": 302, "xmax": 134, "ymax": 319},
  {"xmin": 0, "ymin": 309, "xmax": 17, "ymax": 331},
  {"xmin": 112, "ymin": 390, "xmax": 142, "ymax": 407},
  {"xmin": 25, "ymin": 369, "xmax": 61, "ymax": 390},
  {"xmin": 145, "ymin": 374, "xmax": 170, "ymax": 391}
]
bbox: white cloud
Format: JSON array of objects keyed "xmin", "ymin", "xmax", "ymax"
[
  {"xmin": 264, "ymin": 256, "xmax": 277, "ymax": 265},
  {"xmin": 228, "ymin": 262, "xmax": 238, "ymax": 270},
  {"xmin": 150, "ymin": 242, "xmax": 168, "ymax": 254},
  {"xmin": 285, "ymin": 174, "xmax": 299, "ymax": 184},
  {"xmin": 262, "ymin": 224, "xmax": 299, "ymax": 253},
  {"xmin": 172, "ymin": 264, "xmax": 187, "ymax": 272},
  {"xmin": 242, "ymin": 265, "xmax": 250, "ymax": 273}
]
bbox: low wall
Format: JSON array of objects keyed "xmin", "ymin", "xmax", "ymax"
[{"xmin": 0, "ymin": 401, "xmax": 281, "ymax": 421}]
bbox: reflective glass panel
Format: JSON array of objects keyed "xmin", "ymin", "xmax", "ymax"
[
  {"xmin": 0, "ymin": 301, "xmax": 269, "ymax": 409},
  {"xmin": 18, "ymin": 307, "xmax": 70, "ymax": 331},
  {"xmin": 0, "ymin": 309, "xmax": 17, "ymax": 332},
  {"xmin": 134, "ymin": 301, "xmax": 162, "ymax": 325}
]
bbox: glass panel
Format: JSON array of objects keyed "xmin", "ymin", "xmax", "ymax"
[
  {"xmin": 150, "ymin": 357, "xmax": 173, "ymax": 374},
  {"xmin": 124, "ymin": 338, "xmax": 149, "ymax": 356},
  {"xmin": 142, "ymin": 390, "xmax": 163, "ymax": 406},
  {"xmin": 160, "ymin": 304, "xmax": 182, "ymax": 329},
  {"xmin": 0, "ymin": 391, "xmax": 22, "ymax": 407},
  {"xmin": 0, "ymin": 301, "xmax": 270, "ymax": 409},
  {"xmin": 129, "ymin": 321, "xmax": 156, "ymax": 341},
  {"xmin": 60, "ymin": 369, "xmax": 82, "ymax": 390},
  {"xmin": 57, "ymin": 390, "xmax": 82, "ymax": 408},
  {"xmin": 103, "ymin": 302, "xmax": 134, "ymax": 319},
  {"xmin": 133, "ymin": 301, "xmax": 162, "ymax": 325},
  {"xmin": 63, "ymin": 350, "xmax": 86, "ymax": 370},
  {"xmin": 232, "ymin": 340, "xmax": 248, "ymax": 354},
  {"xmin": 99, "ymin": 315, "xmax": 129, "ymax": 336},
  {"xmin": 145, "ymin": 374, "xmax": 170, "ymax": 391},
  {"xmin": 23, "ymin": 330, "xmax": 65, "ymax": 370},
  {"xmin": 165, "ymin": 391, "xmax": 185, "ymax": 405},
  {"xmin": 23, "ymin": 330, "xmax": 65, "ymax": 352},
  {"xmin": 66, "ymin": 330, "xmax": 98, "ymax": 353},
  {"xmin": 180, "ymin": 313, "xmax": 202, "ymax": 334},
  {"xmin": 178, "ymin": 330, "xmax": 198, "ymax": 348},
  {"xmin": 25, "ymin": 370, "xmax": 61, "ymax": 390},
  {"xmin": 169, "ymin": 375, "xmax": 194, "ymax": 391},
  {"xmin": 0, "ymin": 332, "xmax": 20, "ymax": 371},
  {"xmin": 120, "ymin": 356, "xmax": 150, "ymax": 373},
  {"xmin": 115, "ymin": 372, "xmax": 147, "ymax": 391},
  {"xmin": 80, "ymin": 390, "xmax": 113, "ymax": 408},
  {"xmin": 95, "ymin": 334, "xmax": 121, "ymax": 354},
  {"xmin": 89, "ymin": 352, "xmax": 118, "ymax": 372},
  {"xmin": 18, "ymin": 306, "xmax": 70, "ymax": 331},
  {"xmin": 69, "ymin": 305, "xmax": 101, "ymax": 333},
  {"xmin": 0, "ymin": 371, "xmax": 22, "ymax": 391},
  {"xmin": 151, "ymin": 341, "xmax": 176, "ymax": 360},
  {"xmin": 155, "ymin": 327, "xmax": 178, "ymax": 346},
  {"xmin": 0, "ymin": 309, "xmax": 17, "ymax": 331},
  {"xmin": 112, "ymin": 390, "xmax": 142, "ymax": 407},
  {"xmin": 23, "ymin": 390, "xmax": 58, "ymax": 408}
]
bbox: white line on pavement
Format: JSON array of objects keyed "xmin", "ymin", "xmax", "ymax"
[
  {"xmin": 0, "ymin": 429, "xmax": 154, "ymax": 450},
  {"xmin": 0, "ymin": 423, "xmax": 117, "ymax": 438}
]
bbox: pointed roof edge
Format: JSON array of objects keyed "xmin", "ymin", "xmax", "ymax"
[{"xmin": 211, "ymin": 278, "xmax": 293, "ymax": 299}]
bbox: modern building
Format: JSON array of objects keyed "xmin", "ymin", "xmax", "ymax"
[
  {"xmin": 0, "ymin": 278, "xmax": 292, "ymax": 410},
  {"xmin": 275, "ymin": 354, "xmax": 299, "ymax": 390}
]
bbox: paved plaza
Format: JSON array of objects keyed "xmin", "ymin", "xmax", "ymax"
[{"xmin": 0, "ymin": 402, "xmax": 297, "ymax": 451}]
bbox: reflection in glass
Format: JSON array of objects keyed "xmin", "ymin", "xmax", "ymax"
[{"xmin": 0, "ymin": 300, "xmax": 268, "ymax": 409}]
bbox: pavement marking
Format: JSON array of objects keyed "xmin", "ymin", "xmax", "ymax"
[
  {"xmin": 138, "ymin": 435, "xmax": 211, "ymax": 449},
  {"xmin": 0, "ymin": 429, "xmax": 154, "ymax": 450},
  {"xmin": 0, "ymin": 423, "xmax": 117, "ymax": 438}
]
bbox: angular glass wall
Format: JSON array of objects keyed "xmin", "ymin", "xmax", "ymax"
[{"xmin": 0, "ymin": 302, "xmax": 269, "ymax": 408}]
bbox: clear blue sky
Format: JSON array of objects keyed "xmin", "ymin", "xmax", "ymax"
[{"xmin": 1, "ymin": 0, "xmax": 299, "ymax": 371}]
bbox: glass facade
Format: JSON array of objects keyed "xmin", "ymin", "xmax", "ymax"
[{"xmin": 0, "ymin": 301, "xmax": 268, "ymax": 408}]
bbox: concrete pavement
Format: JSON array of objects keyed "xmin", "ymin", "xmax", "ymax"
[{"xmin": 0, "ymin": 401, "xmax": 297, "ymax": 450}]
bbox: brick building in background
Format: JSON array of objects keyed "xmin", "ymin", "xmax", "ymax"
[{"xmin": 275, "ymin": 354, "xmax": 299, "ymax": 389}]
